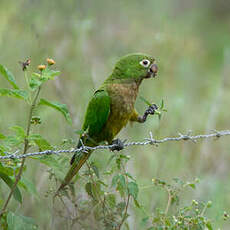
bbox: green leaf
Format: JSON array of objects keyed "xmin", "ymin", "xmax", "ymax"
[
  {"xmin": 10, "ymin": 126, "xmax": 26, "ymax": 139},
  {"xmin": 106, "ymin": 194, "xmax": 116, "ymax": 208},
  {"xmin": 28, "ymin": 134, "xmax": 52, "ymax": 151},
  {"xmin": 206, "ymin": 221, "xmax": 213, "ymax": 230},
  {"xmin": 107, "ymin": 154, "xmax": 116, "ymax": 165},
  {"xmin": 29, "ymin": 69, "xmax": 60, "ymax": 91},
  {"xmin": 119, "ymin": 154, "xmax": 130, "ymax": 160},
  {"xmin": 85, "ymin": 182, "xmax": 93, "ymax": 198},
  {"xmin": 139, "ymin": 96, "xmax": 152, "ymax": 106},
  {"xmin": 97, "ymin": 179, "xmax": 107, "ymax": 187},
  {"xmin": 29, "ymin": 75, "xmax": 42, "ymax": 91},
  {"xmin": 85, "ymin": 181, "xmax": 102, "ymax": 200},
  {"xmin": 112, "ymin": 175, "xmax": 120, "ymax": 187},
  {"xmin": 20, "ymin": 177, "xmax": 39, "ymax": 199},
  {"xmin": 188, "ymin": 183, "xmax": 196, "ymax": 189},
  {"xmin": 92, "ymin": 181, "xmax": 102, "ymax": 198},
  {"xmin": 127, "ymin": 181, "xmax": 139, "ymax": 199},
  {"xmin": 125, "ymin": 172, "xmax": 136, "ymax": 181},
  {"xmin": 43, "ymin": 69, "xmax": 61, "ymax": 80},
  {"xmin": 0, "ymin": 144, "xmax": 9, "ymax": 154},
  {"xmin": 160, "ymin": 99, "xmax": 164, "ymax": 109},
  {"xmin": 0, "ymin": 64, "xmax": 19, "ymax": 89},
  {"xmin": 0, "ymin": 88, "xmax": 29, "ymax": 100},
  {"xmin": 32, "ymin": 72, "xmax": 41, "ymax": 78},
  {"xmin": 39, "ymin": 98, "xmax": 72, "ymax": 124},
  {"xmin": 0, "ymin": 172, "xmax": 22, "ymax": 203},
  {"xmin": 91, "ymin": 163, "xmax": 99, "ymax": 178},
  {"xmin": 0, "ymin": 163, "xmax": 14, "ymax": 176},
  {"xmin": 141, "ymin": 216, "xmax": 149, "ymax": 226},
  {"xmin": 7, "ymin": 211, "xmax": 38, "ymax": 230},
  {"xmin": 118, "ymin": 175, "xmax": 126, "ymax": 189},
  {"xmin": 74, "ymin": 129, "xmax": 84, "ymax": 136},
  {"xmin": 0, "ymin": 133, "xmax": 5, "ymax": 139},
  {"xmin": 4, "ymin": 135, "xmax": 23, "ymax": 147},
  {"xmin": 113, "ymin": 175, "xmax": 126, "ymax": 197},
  {"xmin": 184, "ymin": 182, "xmax": 196, "ymax": 189},
  {"xmin": 134, "ymin": 199, "xmax": 141, "ymax": 208}
]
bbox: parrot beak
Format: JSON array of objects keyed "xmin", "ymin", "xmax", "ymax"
[
  {"xmin": 149, "ymin": 63, "xmax": 158, "ymax": 78},
  {"xmin": 145, "ymin": 63, "xmax": 158, "ymax": 79}
]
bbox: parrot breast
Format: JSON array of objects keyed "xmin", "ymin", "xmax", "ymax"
[{"xmin": 102, "ymin": 81, "xmax": 140, "ymax": 143}]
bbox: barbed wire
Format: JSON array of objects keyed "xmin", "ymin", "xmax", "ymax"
[{"xmin": 0, "ymin": 130, "xmax": 230, "ymax": 160}]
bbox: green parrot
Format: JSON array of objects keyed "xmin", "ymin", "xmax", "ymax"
[{"xmin": 57, "ymin": 53, "xmax": 158, "ymax": 193}]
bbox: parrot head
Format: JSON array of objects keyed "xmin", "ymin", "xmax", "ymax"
[{"xmin": 111, "ymin": 53, "xmax": 158, "ymax": 82}]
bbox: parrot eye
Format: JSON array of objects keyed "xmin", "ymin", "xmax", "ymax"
[{"xmin": 140, "ymin": 59, "xmax": 150, "ymax": 68}]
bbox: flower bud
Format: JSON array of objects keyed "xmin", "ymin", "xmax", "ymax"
[
  {"xmin": 46, "ymin": 58, "xmax": 55, "ymax": 65},
  {"xmin": 37, "ymin": 64, "xmax": 46, "ymax": 71}
]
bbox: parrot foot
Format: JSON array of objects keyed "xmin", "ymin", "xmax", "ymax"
[
  {"xmin": 145, "ymin": 104, "xmax": 158, "ymax": 115},
  {"xmin": 139, "ymin": 104, "xmax": 158, "ymax": 123},
  {"xmin": 110, "ymin": 139, "xmax": 125, "ymax": 151}
]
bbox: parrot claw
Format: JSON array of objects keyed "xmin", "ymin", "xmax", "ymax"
[
  {"xmin": 138, "ymin": 104, "xmax": 158, "ymax": 123},
  {"xmin": 110, "ymin": 139, "xmax": 125, "ymax": 151},
  {"xmin": 145, "ymin": 104, "xmax": 158, "ymax": 115}
]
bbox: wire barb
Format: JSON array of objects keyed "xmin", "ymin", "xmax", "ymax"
[{"xmin": 1, "ymin": 130, "xmax": 230, "ymax": 160}]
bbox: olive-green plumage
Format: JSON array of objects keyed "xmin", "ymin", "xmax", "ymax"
[{"xmin": 57, "ymin": 53, "xmax": 157, "ymax": 193}]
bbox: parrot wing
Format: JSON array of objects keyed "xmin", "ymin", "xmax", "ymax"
[
  {"xmin": 55, "ymin": 89, "xmax": 111, "ymax": 194},
  {"xmin": 82, "ymin": 89, "xmax": 111, "ymax": 137}
]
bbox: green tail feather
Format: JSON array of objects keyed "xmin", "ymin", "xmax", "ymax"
[
  {"xmin": 56, "ymin": 150, "xmax": 93, "ymax": 194},
  {"xmin": 56, "ymin": 136, "xmax": 96, "ymax": 194}
]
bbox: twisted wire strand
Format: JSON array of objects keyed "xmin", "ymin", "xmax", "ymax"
[{"xmin": 1, "ymin": 130, "xmax": 230, "ymax": 160}]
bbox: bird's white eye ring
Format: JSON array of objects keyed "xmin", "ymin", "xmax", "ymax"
[{"xmin": 140, "ymin": 59, "xmax": 150, "ymax": 68}]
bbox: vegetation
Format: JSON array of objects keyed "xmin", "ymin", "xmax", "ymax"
[{"xmin": 0, "ymin": 0, "xmax": 230, "ymax": 229}]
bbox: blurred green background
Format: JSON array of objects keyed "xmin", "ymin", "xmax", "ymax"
[{"xmin": 0, "ymin": 0, "xmax": 230, "ymax": 229}]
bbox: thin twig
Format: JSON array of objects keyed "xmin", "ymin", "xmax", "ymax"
[
  {"xmin": 1, "ymin": 130, "xmax": 230, "ymax": 160},
  {"xmin": 0, "ymin": 86, "xmax": 41, "ymax": 217}
]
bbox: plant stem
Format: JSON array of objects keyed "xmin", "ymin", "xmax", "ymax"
[
  {"xmin": 24, "ymin": 71, "xmax": 31, "ymax": 104},
  {"xmin": 165, "ymin": 188, "xmax": 172, "ymax": 215},
  {"xmin": 201, "ymin": 203, "xmax": 208, "ymax": 216},
  {"xmin": 117, "ymin": 163, "xmax": 130, "ymax": 230},
  {"xmin": 117, "ymin": 194, "xmax": 130, "ymax": 230},
  {"xmin": 0, "ymin": 86, "xmax": 41, "ymax": 218}
]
